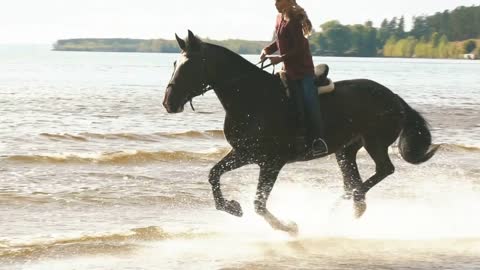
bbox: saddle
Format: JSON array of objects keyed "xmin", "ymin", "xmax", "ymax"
[{"xmin": 276, "ymin": 64, "xmax": 335, "ymax": 98}]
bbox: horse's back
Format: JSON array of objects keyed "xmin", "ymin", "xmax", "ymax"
[
  {"xmin": 332, "ymin": 79, "xmax": 397, "ymax": 99},
  {"xmin": 321, "ymin": 79, "xmax": 405, "ymax": 147},
  {"xmin": 324, "ymin": 79, "xmax": 401, "ymax": 113}
]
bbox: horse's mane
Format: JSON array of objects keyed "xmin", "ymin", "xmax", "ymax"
[
  {"xmin": 203, "ymin": 42, "xmax": 276, "ymax": 79},
  {"xmin": 199, "ymin": 41, "xmax": 285, "ymax": 100}
]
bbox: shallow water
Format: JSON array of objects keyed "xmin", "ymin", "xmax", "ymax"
[{"xmin": 0, "ymin": 45, "xmax": 479, "ymax": 269}]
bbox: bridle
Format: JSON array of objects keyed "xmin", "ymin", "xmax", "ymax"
[{"xmin": 167, "ymin": 50, "xmax": 277, "ymax": 111}]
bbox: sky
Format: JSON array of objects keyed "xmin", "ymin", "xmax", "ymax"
[{"xmin": 0, "ymin": 0, "xmax": 478, "ymax": 44}]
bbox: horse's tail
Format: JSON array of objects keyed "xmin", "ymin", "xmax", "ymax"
[{"xmin": 397, "ymin": 96, "xmax": 439, "ymax": 164}]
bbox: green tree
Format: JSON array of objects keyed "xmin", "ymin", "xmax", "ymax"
[
  {"xmin": 438, "ymin": 35, "xmax": 449, "ymax": 57},
  {"xmin": 377, "ymin": 19, "xmax": 391, "ymax": 47},
  {"xmin": 364, "ymin": 21, "xmax": 378, "ymax": 56},
  {"xmin": 383, "ymin": 36, "xmax": 397, "ymax": 57},
  {"xmin": 388, "ymin": 17, "xmax": 398, "ymax": 36},
  {"xmin": 312, "ymin": 32, "xmax": 330, "ymax": 55},
  {"xmin": 411, "ymin": 16, "xmax": 431, "ymax": 39},
  {"xmin": 397, "ymin": 16, "xmax": 406, "ymax": 38},
  {"xmin": 430, "ymin": 32, "xmax": 441, "ymax": 47},
  {"xmin": 321, "ymin": 21, "xmax": 352, "ymax": 55},
  {"xmin": 463, "ymin": 39, "xmax": 477, "ymax": 53}
]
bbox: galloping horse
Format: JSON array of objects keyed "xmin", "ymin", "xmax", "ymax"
[{"xmin": 163, "ymin": 31, "xmax": 438, "ymax": 234}]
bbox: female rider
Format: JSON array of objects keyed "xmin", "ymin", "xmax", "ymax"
[{"xmin": 261, "ymin": 0, "xmax": 328, "ymax": 156}]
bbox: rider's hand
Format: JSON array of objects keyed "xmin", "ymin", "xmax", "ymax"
[
  {"xmin": 267, "ymin": 56, "xmax": 283, "ymax": 65},
  {"xmin": 260, "ymin": 49, "xmax": 267, "ymax": 61}
]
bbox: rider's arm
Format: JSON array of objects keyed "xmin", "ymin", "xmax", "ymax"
[{"xmin": 263, "ymin": 40, "xmax": 278, "ymax": 55}]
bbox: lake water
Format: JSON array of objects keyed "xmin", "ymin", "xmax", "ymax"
[{"xmin": 0, "ymin": 45, "xmax": 479, "ymax": 270}]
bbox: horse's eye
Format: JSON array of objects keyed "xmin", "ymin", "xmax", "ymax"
[{"xmin": 173, "ymin": 61, "xmax": 177, "ymax": 68}]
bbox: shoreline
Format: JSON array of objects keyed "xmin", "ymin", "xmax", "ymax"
[{"xmin": 50, "ymin": 48, "xmax": 478, "ymax": 60}]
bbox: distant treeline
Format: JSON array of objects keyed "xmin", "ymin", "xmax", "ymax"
[
  {"xmin": 53, "ymin": 38, "xmax": 269, "ymax": 55},
  {"xmin": 54, "ymin": 5, "xmax": 479, "ymax": 59},
  {"xmin": 383, "ymin": 35, "xmax": 479, "ymax": 58},
  {"xmin": 310, "ymin": 5, "xmax": 480, "ymax": 58},
  {"xmin": 310, "ymin": 6, "xmax": 480, "ymax": 58}
]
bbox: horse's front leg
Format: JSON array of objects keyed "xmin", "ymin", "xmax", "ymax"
[
  {"xmin": 254, "ymin": 161, "xmax": 298, "ymax": 235},
  {"xmin": 209, "ymin": 150, "xmax": 249, "ymax": 217}
]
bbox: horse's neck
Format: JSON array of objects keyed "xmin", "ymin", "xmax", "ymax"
[
  {"xmin": 211, "ymin": 56, "xmax": 279, "ymax": 116},
  {"xmin": 213, "ymin": 72, "xmax": 273, "ymax": 116}
]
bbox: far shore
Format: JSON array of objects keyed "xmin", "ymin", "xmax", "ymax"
[{"xmin": 51, "ymin": 46, "xmax": 478, "ymax": 61}]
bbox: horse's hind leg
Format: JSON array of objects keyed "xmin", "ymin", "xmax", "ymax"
[
  {"xmin": 209, "ymin": 150, "xmax": 250, "ymax": 217},
  {"xmin": 254, "ymin": 160, "xmax": 297, "ymax": 235},
  {"xmin": 354, "ymin": 138, "xmax": 395, "ymax": 218},
  {"xmin": 335, "ymin": 140, "xmax": 363, "ymax": 199}
]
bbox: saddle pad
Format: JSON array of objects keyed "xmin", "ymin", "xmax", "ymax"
[{"xmin": 277, "ymin": 70, "xmax": 335, "ymax": 97}]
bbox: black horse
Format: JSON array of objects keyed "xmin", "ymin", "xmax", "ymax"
[{"xmin": 163, "ymin": 31, "xmax": 438, "ymax": 234}]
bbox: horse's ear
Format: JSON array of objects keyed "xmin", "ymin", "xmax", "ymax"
[
  {"xmin": 188, "ymin": 30, "xmax": 196, "ymax": 41},
  {"xmin": 175, "ymin": 33, "xmax": 186, "ymax": 51},
  {"xmin": 186, "ymin": 30, "xmax": 202, "ymax": 52}
]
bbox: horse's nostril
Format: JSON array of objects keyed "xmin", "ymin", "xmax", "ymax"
[
  {"xmin": 163, "ymin": 86, "xmax": 174, "ymax": 112},
  {"xmin": 162, "ymin": 100, "xmax": 170, "ymax": 112}
]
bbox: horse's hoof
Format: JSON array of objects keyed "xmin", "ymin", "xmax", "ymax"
[
  {"xmin": 354, "ymin": 200, "xmax": 367, "ymax": 219},
  {"xmin": 224, "ymin": 200, "xmax": 243, "ymax": 217},
  {"xmin": 342, "ymin": 192, "xmax": 353, "ymax": 200},
  {"xmin": 286, "ymin": 221, "xmax": 299, "ymax": 237},
  {"xmin": 353, "ymin": 189, "xmax": 365, "ymax": 202}
]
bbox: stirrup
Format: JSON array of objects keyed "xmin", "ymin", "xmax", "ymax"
[{"xmin": 312, "ymin": 138, "xmax": 328, "ymax": 157}]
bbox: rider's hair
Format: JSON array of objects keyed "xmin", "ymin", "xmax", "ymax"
[{"xmin": 283, "ymin": 0, "xmax": 313, "ymax": 37}]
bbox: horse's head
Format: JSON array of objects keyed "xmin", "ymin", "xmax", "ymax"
[{"xmin": 163, "ymin": 30, "xmax": 210, "ymax": 113}]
